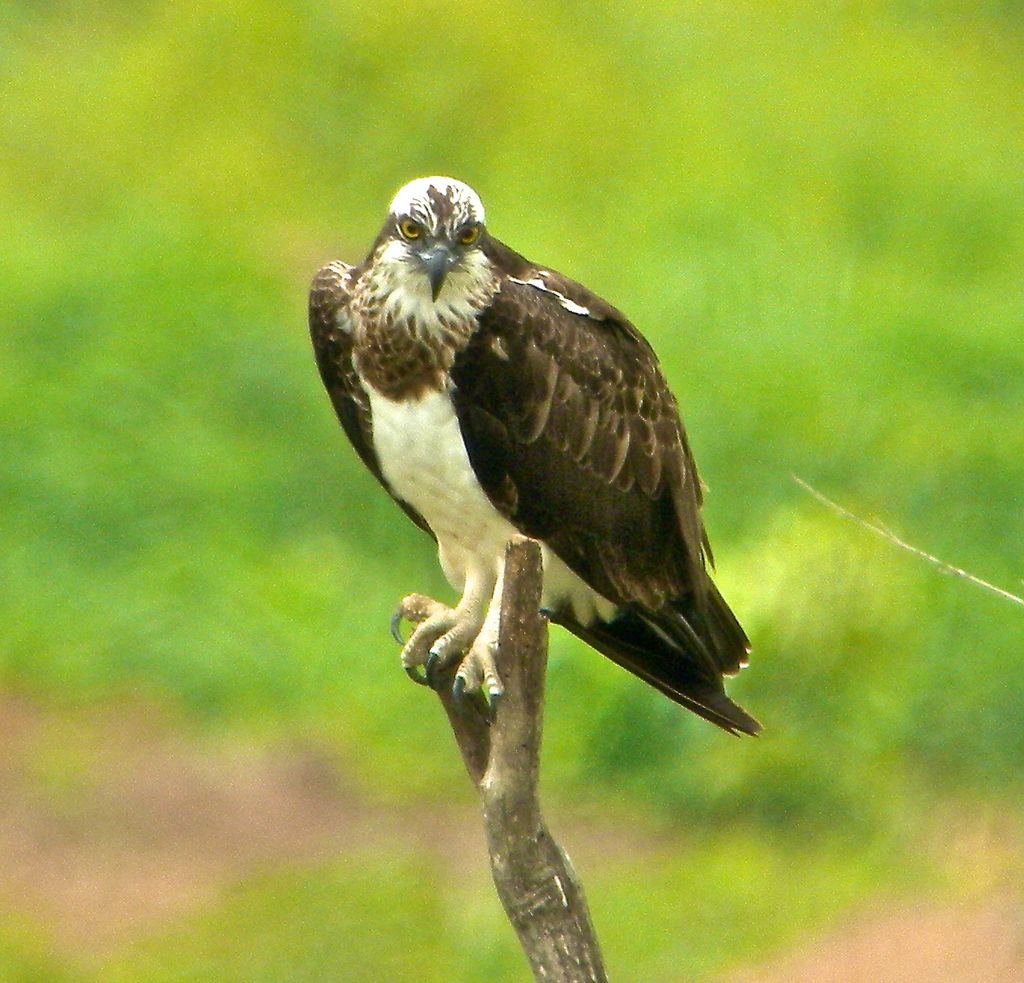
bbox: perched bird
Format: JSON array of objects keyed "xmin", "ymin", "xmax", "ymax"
[{"xmin": 309, "ymin": 177, "xmax": 759, "ymax": 734}]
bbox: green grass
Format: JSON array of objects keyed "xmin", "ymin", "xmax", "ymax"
[
  {"xmin": 1, "ymin": 1, "xmax": 1022, "ymax": 978},
  {"xmin": 102, "ymin": 857, "xmax": 471, "ymax": 983}
]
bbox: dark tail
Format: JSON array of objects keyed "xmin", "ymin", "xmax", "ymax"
[{"xmin": 550, "ymin": 585, "xmax": 760, "ymax": 736}]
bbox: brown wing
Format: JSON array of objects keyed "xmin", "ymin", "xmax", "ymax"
[
  {"xmin": 451, "ymin": 241, "xmax": 752, "ymax": 692},
  {"xmin": 308, "ymin": 261, "xmax": 432, "ymax": 536},
  {"xmin": 451, "ymin": 254, "xmax": 707, "ymax": 610}
]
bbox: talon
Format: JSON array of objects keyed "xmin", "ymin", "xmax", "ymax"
[
  {"xmin": 395, "ymin": 596, "xmax": 464, "ymax": 686},
  {"xmin": 425, "ymin": 648, "xmax": 442, "ymax": 689},
  {"xmin": 390, "ymin": 589, "xmax": 493, "ymax": 706},
  {"xmin": 405, "ymin": 665, "xmax": 430, "ymax": 687},
  {"xmin": 390, "ymin": 608, "xmax": 406, "ymax": 645}
]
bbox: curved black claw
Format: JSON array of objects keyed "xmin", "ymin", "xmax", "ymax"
[
  {"xmin": 425, "ymin": 649, "xmax": 446, "ymax": 690},
  {"xmin": 390, "ymin": 608, "xmax": 406, "ymax": 645},
  {"xmin": 404, "ymin": 665, "xmax": 430, "ymax": 687}
]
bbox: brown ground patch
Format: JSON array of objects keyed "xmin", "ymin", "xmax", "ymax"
[
  {"xmin": 725, "ymin": 897, "xmax": 1024, "ymax": 983},
  {"xmin": 0, "ymin": 694, "xmax": 486, "ymax": 953}
]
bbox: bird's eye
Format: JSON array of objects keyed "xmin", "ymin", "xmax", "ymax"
[
  {"xmin": 399, "ymin": 219, "xmax": 423, "ymax": 240},
  {"xmin": 458, "ymin": 224, "xmax": 481, "ymax": 246}
]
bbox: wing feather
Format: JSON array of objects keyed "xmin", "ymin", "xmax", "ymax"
[
  {"xmin": 308, "ymin": 260, "xmax": 432, "ymax": 536},
  {"xmin": 450, "ymin": 269, "xmax": 706, "ymax": 609},
  {"xmin": 450, "ymin": 255, "xmax": 753, "ymax": 715}
]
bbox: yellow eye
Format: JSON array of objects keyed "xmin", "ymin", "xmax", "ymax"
[
  {"xmin": 399, "ymin": 218, "xmax": 422, "ymax": 240},
  {"xmin": 458, "ymin": 224, "xmax": 481, "ymax": 246}
]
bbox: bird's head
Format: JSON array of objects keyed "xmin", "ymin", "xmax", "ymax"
[{"xmin": 381, "ymin": 176, "xmax": 488, "ymax": 302}]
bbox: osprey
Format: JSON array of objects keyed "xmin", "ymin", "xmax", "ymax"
[{"xmin": 309, "ymin": 176, "xmax": 759, "ymax": 735}]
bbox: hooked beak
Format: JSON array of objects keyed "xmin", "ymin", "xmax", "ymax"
[{"xmin": 419, "ymin": 245, "xmax": 458, "ymax": 301}]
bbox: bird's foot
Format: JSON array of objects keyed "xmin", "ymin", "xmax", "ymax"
[
  {"xmin": 391, "ymin": 592, "xmax": 503, "ymax": 722},
  {"xmin": 392, "ymin": 593, "xmax": 485, "ymax": 690},
  {"xmin": 451, "ymin": 633, "xmax": 503, "ymax": 723}
]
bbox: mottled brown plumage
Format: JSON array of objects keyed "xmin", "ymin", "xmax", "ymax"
[{"xmin": 309, "ymin": 177, "xmax": 758, "ymax": 734}]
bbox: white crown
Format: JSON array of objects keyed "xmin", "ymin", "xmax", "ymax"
[{"xmin": 388, "ymin": 176, "xmax": 485, "ymax": 225}]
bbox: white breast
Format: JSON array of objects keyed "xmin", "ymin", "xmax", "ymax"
[
  {"xmin": 368, "ymin": 387, "xmax": 517, "ymax": 589},
  {"xmin": 366, "ymin": 386, "xmax": 615, "ymax": 624}
]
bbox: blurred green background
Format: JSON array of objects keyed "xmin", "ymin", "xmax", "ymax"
[{"xmin": 2, "ymin": 1, "xmax": 1022, "ymax": 980}]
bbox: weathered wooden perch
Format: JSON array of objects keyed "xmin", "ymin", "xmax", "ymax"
[{"xmin": 434, "ymin": 536, "xmax": 609, "ymax": 983}]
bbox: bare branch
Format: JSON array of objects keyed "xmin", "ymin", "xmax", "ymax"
[
  {"xmin": 792, "ymin": 475, "xmax": 1024, "ymax": 610},
  {"xmin": 435, "ymin": 536, "xmax": 609, "ymax": 982}
]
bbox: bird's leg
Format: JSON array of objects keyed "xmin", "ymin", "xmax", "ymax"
[
  {"xmin": 451, "ymin": 570, "xmax": 505, "ymax": 721},
  {"xmin": 393, "ymin": 572, "xmax": 493, "ymax": 689}
]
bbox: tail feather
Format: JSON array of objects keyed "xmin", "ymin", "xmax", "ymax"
[
  {"xmin": 551, "ymin": 598, "xmax": 760, "ymax": 736},
  {"xmin": 709, "ymin": 585, "xmax": 752, "ymax": 672},
  {"xmin": 669, "ymin": 581, "xmax": 752, "ymax": 676}
]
